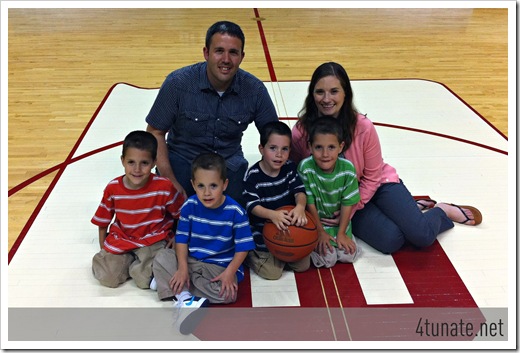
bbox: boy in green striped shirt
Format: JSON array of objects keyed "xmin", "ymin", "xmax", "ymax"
[{"xmin": 297, "ymin": 116, "xmax": 361, "ymax": 268}]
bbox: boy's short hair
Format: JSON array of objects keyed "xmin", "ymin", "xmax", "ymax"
[
  {"xmin": 122, "ymin": 130, "xmax": 158, "ymax": 160},
  {"xmin": 191, "ymin": 152, "xmax": 227, "ymax": 181},
  {"xmin": 259, "ymin": 121, "xmax": 291, "ymax": 146},
  {"xmin": 205, "ymin": 21, "xmax": 245, "ymax": 52},
  {"xmin": 308, "ymin": 116, "xmax": 345, "ymax": 150}
]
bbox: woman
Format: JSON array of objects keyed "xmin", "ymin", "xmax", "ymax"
[{"xmin": 290, "ymin": 62, "xmax": 482, "ymax": 254}]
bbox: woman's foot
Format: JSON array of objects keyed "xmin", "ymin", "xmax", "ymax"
[
  {"xmin": 435, "ymin": 203, "xmax": 482, "ymax": 226},
  {"xmin": 416, "ymin": 199, "xmax": 437, "ymax": 211}
]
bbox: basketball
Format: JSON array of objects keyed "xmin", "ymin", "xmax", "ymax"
[{"xmin": 262, "ymin": 206, "xmax": 318, "ymax": 262}]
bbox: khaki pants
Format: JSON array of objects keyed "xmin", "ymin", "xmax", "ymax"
[
  {"xmin": 92, "ymin": 241, "xmax": 166, "ymax": 289},
  {"xmin": 246, "ymin": 249, "xmax": 311, "ymax": 280},
  {"xmin": 152, "ymin": 247, "xmax": 238, "ymax": 304}
]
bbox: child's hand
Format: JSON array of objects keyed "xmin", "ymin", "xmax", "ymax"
[
  {"xmin": 336, "ymin": 234, "xmax": 356, "ymax": 255},
  {"xmin": 320, "ymin": 210, "xmax": 341, "ymax": 226},
  {"xmin": 172, "ymin": 179, "xmax": 187, "ymax": 200},
  {"xmin": 269, "ymin": 209, "xmax": 292, "ymax": 231},
  {"xmin": 316, "ymin": 228, "xmax": 335, "ymax": 256},
  {"xmin": 169, "ymin": 268, "xmax": 189, "ymax": 295},
  {"xmin": 165, "ymin": 238, "xmax": 175, "ymax": 248},
  {"xmin": 289, "ymin": 205, "xmax": 308, "ymax": 227},
  {"xmin": 211, "ymin": 269, "xmax": 238, "ymax": 302},
  {"xmin": 165, "ymin": 233, "xmax": 175, "ymax": 248}
]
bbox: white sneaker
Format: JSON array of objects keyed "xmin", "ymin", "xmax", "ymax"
[
  {"xmin": 172, "ymin": 295, "xmax": 209, "ymax": 330},
  {"xmin": 175, "ymin": 296, "xmax": 210, "ymax": 335},
  {"xmin": 149, "ymin": 277, "xmax": 157, "ymax": 291},
  {"xmin": 174, "ymin": 296, "xmax": 209, "ymax": 308}
]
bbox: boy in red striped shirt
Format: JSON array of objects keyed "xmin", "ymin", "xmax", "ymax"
[{"xmin": 91, "ymin": 130, "xmax": 185, "ymax": 289}]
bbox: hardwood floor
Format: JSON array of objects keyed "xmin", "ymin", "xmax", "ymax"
[{"xmin": 6, "ymin": 7, "xmax": 510, "ymax": 251}]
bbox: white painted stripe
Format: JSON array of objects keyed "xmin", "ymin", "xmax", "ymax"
[
  {"xmin": 250, "ymin": 270, "xmax": 300, "ymax": 307},
  {"xmin": 353, "ymin": 238, "xmax": 414, "ymax": 305},
  {"xmin": 264, "ymin": 80, "xmax": 287, "ymax": 118}
]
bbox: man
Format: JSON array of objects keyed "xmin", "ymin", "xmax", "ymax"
[{"xmin": 146, "ymin": 21, "xmax": 278, "ymax": 205}]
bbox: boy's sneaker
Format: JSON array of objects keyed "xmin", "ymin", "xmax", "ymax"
[
  {"xmin": 174, "ymin": 295, "xmax": 209, "ymax": 309},
  {"xmin": 174, "ymin": 296, "xmax": 210, "ymax": 335},
  {"xmin": 149, "ymin": 277, "xmax": 157, "ymax": 291}
]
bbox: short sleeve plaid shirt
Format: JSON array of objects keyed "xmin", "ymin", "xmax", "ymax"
[{"xmin": 145, "ymin": 62, "xmax": 278, "ymax": 167}]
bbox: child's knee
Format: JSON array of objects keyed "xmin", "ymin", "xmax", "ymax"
[
  {"xmin": 129, "ymin": 261, "xmax": 153, "ymax": 289},
  {"xmin": 247, "ymin": 250, "xmax": 283, "ymax": 280},
  {"xmin": 152, "ymin": 247, "xmax": 176, "ymax": 270},
  {"xmin": 95, "ymin": 274, "xmax": 123, "ymax": 288},
  {"xmin": 337, "ymin": 239, "xmax": 362, "ymax": 263},
  {"xmin": 92, "ymin": 263, "xmax": 128, "ymax": 288},
  {"xmin": 289, "ymin": 255, "xmax": 311, "ymax": 272},
  {"xmin": 257, "ymin": 267, "xmax": 283, "ymax": 280},
  {"xmin": 337, "ymin": 248, "xmax": 360, "ymax": 263},
  {"xmin": 134, "ymin": 277, "xmax": 152, "ymax": 289},
  {"xmin": 92, "ymin": 250, "xmax": 131, "ymax": 288},
  {"xmin": 310, "ymin": 250, "xmax": 337, "ymax": 268}
]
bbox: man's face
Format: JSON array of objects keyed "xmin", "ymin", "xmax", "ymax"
[{"xmin": 203, "ymin": 33, "xmax": 244, "ymax": 92}]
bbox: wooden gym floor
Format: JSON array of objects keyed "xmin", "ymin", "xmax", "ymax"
[{"xmin": 3, "ymin": 3, "xmax": 514, "ymax": 349}]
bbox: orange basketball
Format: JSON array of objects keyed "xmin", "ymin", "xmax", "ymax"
[{"xmin": 262, "ymin": 205, "xmax": 318, "ymax": 262}]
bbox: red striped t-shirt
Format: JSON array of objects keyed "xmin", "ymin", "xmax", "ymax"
[{"xmin": 92, "ymin": 174, "xmax": 185, "ymax": 254}]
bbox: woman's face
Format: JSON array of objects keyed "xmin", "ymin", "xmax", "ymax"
[{"xmin": 313, "ymin": 75, "xmax": 346, "ymax": 118}]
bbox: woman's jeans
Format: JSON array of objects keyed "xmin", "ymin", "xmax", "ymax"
[{"xmin": 352, "ymin": 180, "xmax": 454, "ymax": 254}]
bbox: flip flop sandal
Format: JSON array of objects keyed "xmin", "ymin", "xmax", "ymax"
[
  {"xmin": 450, "ymin": 203, "xmax": 483, "ymax": 226},
  {"xmin": 415, "ymin": 198, "xmax": 437, "ymax": 211}
]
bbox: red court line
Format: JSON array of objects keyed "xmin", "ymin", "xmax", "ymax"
[
  {"xmin": 8, "ymin": 142, "xmax": 123, "ymax": 198},
  {"xmin": 253, "ymin": 8, "xmax": 277, "ymax": 82},
  {"xmin": 8, "ymin": 83, "xmax": 121, "ymax": 264},
  {"xmin": 8, "ymin": 168, "xmax": 65, "ymax": 264},
  {"xmin": 294, "ymin": 267, "xmax": 327, "ymax": 307},
  {"xmin": 283, "ymin": 117, "xmax": 507, "ymax": 156},
  {"xmin": 391, "ymin": 241, "xmax": 479, "ymax": 308},
  {"xmin": 278, "ymin": 77, "xmax": 508, "ymax": 144},
  {"xmin": 8, "ymin": 83, "xmax": 118, "ymax": 197},
  {"xmin": 325, "ymin": 241, "xmax": 479, "ymax": 309},
  {"xmin": 8, "ymin": 82, "xmax": 156, "ymax": 197},
  {"xmin": 226, "ymin": 268, "xmax": 252, "ymax": 308},
  {"xmin": 328, "ymin": 264, "xmax": 368, "ymax": 308},
  {"xmin": 434, "ymin": 80, "xmax": 508, "ymax": 141},
  {"xmin": 374, "ymin": 122, "xmax": 508, "ymax": 156},
  {"xmin": 8, "ymin": 164, "xmax": 64, "ymax": 197}
]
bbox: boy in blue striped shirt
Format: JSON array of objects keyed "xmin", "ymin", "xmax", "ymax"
[{"xmin": 152, "ymin": 152, "xmax": 255, "ymax": 308}]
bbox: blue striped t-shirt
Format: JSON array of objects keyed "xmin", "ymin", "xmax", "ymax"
[{"xmin": 175, "ymin": 194, "xmax": 255, "ymax": 282}]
